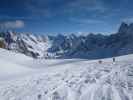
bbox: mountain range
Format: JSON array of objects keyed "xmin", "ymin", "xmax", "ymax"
[{"xmin": 0, "ymin": 22, "xmax": 133, "ymax": 59}]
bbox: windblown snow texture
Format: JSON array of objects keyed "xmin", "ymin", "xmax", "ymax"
[{"xmin": 0, "ymin": 48, "xmax": 133, "ymax": 100}]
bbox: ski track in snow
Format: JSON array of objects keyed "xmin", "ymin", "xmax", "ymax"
[{"xmin": 0, "ymin": 49, "xmax": 133, "ymax": 100}]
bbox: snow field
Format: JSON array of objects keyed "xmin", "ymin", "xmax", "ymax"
[{"xmin": 0, "ymin": 48, "xmax": 133, "ymax": 100}]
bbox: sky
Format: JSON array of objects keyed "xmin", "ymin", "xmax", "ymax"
[{"xmin": 0, "ymin": 0, "xmax": 133, "ymax": 35}]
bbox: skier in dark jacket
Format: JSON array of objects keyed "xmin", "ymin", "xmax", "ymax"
[{"xmin": 113, "ymin": 57, "xmax": 115, "ymax": 62}]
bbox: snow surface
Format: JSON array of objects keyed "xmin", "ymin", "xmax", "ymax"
[{"xmin": 0, "ymin": 48, "xmax": 133, "ymax": 100}]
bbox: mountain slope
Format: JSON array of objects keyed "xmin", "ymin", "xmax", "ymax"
[
  {"xmin": 0, "ymin": 48, "xmax": 33, "ymax": 80},
  {"xmin": 0, "ymin": 48, "xmax": 133, "ymax": 100}
]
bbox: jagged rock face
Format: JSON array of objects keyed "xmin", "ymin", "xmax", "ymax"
[
  {"xmin": 127, "ymin": 23, "xmax": 133, "ymax": 35},
  {"xmin": 15, "ymin": 34, "xmax": 52, "ymax": 58},
  {"xmin": 118, "ymin": 22, "xmax": 133, "ymax": 35},
  {"xmin": 0, "ymin": 38, "xmax": 5, "ymax": 48},
  {"xmin": 118, "ymin": 22, "xmax": 129, "ymax": 34},
  {"xmin": 0, "ymin": 32, "xmax": 52, "ymax": 58}
]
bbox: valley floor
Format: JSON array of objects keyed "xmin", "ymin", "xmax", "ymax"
[{"xmin": 0, "ymin": 49, "xmax": 133, "ymax": 100}]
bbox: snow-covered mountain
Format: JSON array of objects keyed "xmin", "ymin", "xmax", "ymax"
[
  {"xmin": 0, "ymin": 22, "xmax": 133, "ymax": 59},
  {"xmin": 0, "ymin": 31, "xmax": 52, "ymax": 58},
  {"xmin": 49, "ymin": 22, "xmax": 133, "ymax": 59}
]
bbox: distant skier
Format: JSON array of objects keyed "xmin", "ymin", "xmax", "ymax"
[
  {"xmin": 99, "ymin": 60, "xmax": 102, "ymax": 64},
  {"xmin": 113, "ymin": 57, "xmax": 115, "ymax": 62}
]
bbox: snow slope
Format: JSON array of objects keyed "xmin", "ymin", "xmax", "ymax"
[
  {"xmin": 0, "ymin": 48, "xmax": 34, "ymax": 80},
  {"xmin": 0, "ymin": 48, "xmax": 33, "ymax": 64},
  {"xmin": 0, "ymin": 48, "xmax": 133, "ymax": 100}
]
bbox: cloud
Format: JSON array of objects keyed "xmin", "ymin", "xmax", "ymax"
[
  {"xmin": 0, "ymin": 20, "xmax": 24, "ymax": 30},
  {"xmin": 79, "ymin": 19, "xmax": 105, "ymax": 24},
  {"xmin": 23, "ymin": 0, "xmax": 108, "ymax": 19},
  {"xmin": 65, "ymin": 0, "xmax": 107, "ymax": 13},
  {"xmin": 70, "ymin": 17, "xmax": 105, "ymax": 25},
  {"xmin": 122, "ymin": 17, "xmax": 133, "ymax": 23}
]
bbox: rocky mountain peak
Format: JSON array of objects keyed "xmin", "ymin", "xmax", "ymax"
[
  {"xmin": 118, "ymin": 22, "xmax": 133, "ymax": 35},
  {"xmin": 118, "ymin": 22, "xmax": 129, "ymax": 33}
]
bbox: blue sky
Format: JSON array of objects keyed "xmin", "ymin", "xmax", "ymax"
[{"xmin": 0, "ymin": 0, "xmax": 133, "ymax": 35}]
